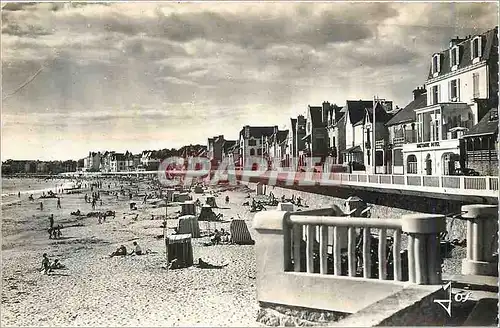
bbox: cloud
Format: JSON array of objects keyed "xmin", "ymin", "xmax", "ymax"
[{"xmin": 1, "ymin": 2, "xmax": 498, "ymax": 160}]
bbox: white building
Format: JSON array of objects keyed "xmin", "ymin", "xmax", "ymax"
[
  {"xmin": 238, "ymin": 125, "xmax": 276, "ymax": 167},
  {"xmin": 402, "ymin": 27, "xmax": 498, "ymax": 176}
]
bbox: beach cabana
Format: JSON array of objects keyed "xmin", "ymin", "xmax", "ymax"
[
  {"xmin": 181, "ymin": 201, "xmax": 196, "ymax": 216},
  {"xmin": 206, "ymin": 196, "xmax": 218, "ymax": 208},
  {"xmin": 174, "ymin": 192, "xmax": 191, "ymax": 203},
  {"xmin": 198, "ymin": 205, "xmax": 222, "ymax": 221},
  {"xmin": 165, "ymin": 188, "xmax": 175, "ymax": 202},
  {"xmin": 166, "ymin": 234, "xmax": 194, "ymax": 268},
  {"xmin": 194, "ymin": 185, "xmax": 204, "ymax": 194},
  {"xmin": 230, "ymin": 220, "xmax": 255, "ymax": 245},
  {"xmin": 177, "ymin": 215, "xmax": 200, "ymax": 238},
  {"xmin": 277, "ymin": 202, "xmax": 294, "ymax": 212},
  {"xmin": 345, "ymin": 196, "xmax": 369, "ymax": 217},
  {"xmin": 256, "ymin": 182, "xmax": 264, "ymax": 196}
]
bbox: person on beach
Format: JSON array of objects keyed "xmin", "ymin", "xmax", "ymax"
[
  {"xmin": 18, "ymin": 192, "xmax": 20, "ymax": 198},
  {"xmin": 91, "ymin": 199, "xmax": 96, "ymax": 210},
  {"xmin": 40, "ymin": 202, "xmax": 44, "ymax": 211},
  {"xmin": 98, "ymin": 213, "xmax": 102, "ymax": 224},
  {"xmin": 195, "ymin": 258, "xmax": 228, "ymax": 269},
  {"xmin": 225, "ymin": 196, "xmax": 229, "ymax": 204},
  {"xmin": 29, "ymin": 194, "xmax": 34, "ymax": 202},
  {"xmin": 85, "ymin": 194, "xmax": 88, "ymax": 203},
  {"xmin": 109, "ymin": 245, "xmax": 127, "ymax": 257},
  {"xmin": 130, "ymin": 242, "xmax": 143, "ymax": 255},
  {"xmin": 41, "ymin": 253, "xmax": 51, "ymax": 274},
  {"xmin": 49, "ymin": 214, "xmax": 54, "ymax": 230},
  {"xmin": 57, "ymin": 198, "xmax": 61, "ymax": 209},
  {"xmin": 211, "ymin": 229, "xmax": 222, "ymax": 245},
  {"xmin": 50, "ymin": 259, "xmax": 66, "ymax": 270}
]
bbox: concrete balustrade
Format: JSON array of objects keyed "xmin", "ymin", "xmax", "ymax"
[
  {"xmin": 459, "ymin": 204, "xmax": 499, "ymax": 276},
  {"xmin": 253, "ymin": 208, "xmax": 448, "ymax": 313}
]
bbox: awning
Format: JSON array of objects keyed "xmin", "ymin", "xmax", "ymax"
[
  {"xmin": 341, "ymin": 145, "xmax": 363, "ymax": 154},
  {"xmin": 302, "ymin": 134, "xmax": 311, "ymax": 142}
]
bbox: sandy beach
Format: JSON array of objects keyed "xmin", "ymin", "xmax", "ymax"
[{"xmin": 1, "ymin": 177, "xmax": 467, "ymax": 327}]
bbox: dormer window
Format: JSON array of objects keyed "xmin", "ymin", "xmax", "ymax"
[
  {"xmin": 471, "ymin": 36, "xmax": 482, "ymax": 60},
  {"xmin": 431, "ymin": 54, "xmax": 441, "ymax": 75},
  {"xmin": 450, "ymin": 46, "xmax": 459, "ymax": 69}
]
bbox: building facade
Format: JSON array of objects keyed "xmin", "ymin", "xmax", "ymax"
[
  {"xmin": 238, "ymin": 126, "xmax": 276, "ymax": 167},
  {"xmin": 402, "ymin": 27, "xmax": 498, "ymax": 175}
]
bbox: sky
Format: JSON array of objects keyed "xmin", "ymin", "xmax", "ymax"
[{"xmin": 1, "ymin": 1, "xmax": 498, "ymax": 161}]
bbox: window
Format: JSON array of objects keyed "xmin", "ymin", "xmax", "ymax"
[
  {"xmin": 473, "ymin": 73, "xmax": 480, "ymax": 98},
  {"xmin": 257, "ymin": 149, "xmax": 262, "ymax": 156},
  {"xmin": 471, "ymin": 37, "xmax": 481, "ymax": 59},
  {"xmin": 432, "ymin": 54, "xmax": 440, "ymax": 74},
  {"xmin": 249, "ymin": 148, "xmax": 255, "ymax": 156},
  {"xmin": 450, "ymin": 46, "xmax": 459, "ymax": 67},
  {"xmin": 393, "ymin": 149, "xmax": 403, "ymax": 166},
  {"xmin": 248, "ymin": 139, "xmax": 256, "ymax": 146},
  {"xmin": 449, "ymin": 79, "xmax": 460, "ymax": 101},
  {"xmin": 407, "ymin": 155, "xmax": 417, "ymax": 174},
  {"xmin": 432, "ymin": 85, "xmax": 439, "ymax": 104}
]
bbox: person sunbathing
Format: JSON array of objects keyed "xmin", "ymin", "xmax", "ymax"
[
  {"xmin": 195, "ymin": 258, "xmax": 228, "ymax": 269},
  {"xmin": 50, "ymin": 259, "xmax": 66, "ymax": 270},
  {"xmin": 130, "ymin": 241, "xmax": 143, "ymax": 255},
  {"xmin": 109, "ymin": 245, "xmax": 127, "ymax": 257}
]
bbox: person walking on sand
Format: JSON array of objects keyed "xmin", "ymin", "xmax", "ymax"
[
  {"xmin": 91, "ymin": 199, "xmax": 96, "ymax": 210},
  {"xmin": 18, "ymin": 191, "xmax": 20, "ymax": 198},
  {"xmin": 40, "ymin": 202, "xmax": 44, "ymax": 211},
  {"xmin": 41, "ymin": 253, "xmax": 51, "ymax": 274},
  {"xmin": 57, "ymin": 198, "xmax": 61, "ymax": 209},
  {"xmin": 84, "ymin": 194, "xmax": 88, "ymax": 203}
]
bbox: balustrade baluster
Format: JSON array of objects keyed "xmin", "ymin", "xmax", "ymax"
[
  {"xmin": 378, "ymin": 229, "xmax": 387, "ymax": 280},
  {"xmin": 306, "ymin": 224, "xmax": 315, "ymax": 273},
  {"xmin": 393, "ymin": 230, "xmax": 402, "ymax": 281},
  {"xmin": 319, "ymin": 225, "xmax": 328, "ymax": 274},
  {"xmin": 348, "ymin": 227, "xmax": 356, "ymax": 277},
  {"xmin": 407, "ymin": 234, "xmax": 415, "ymax": 283},
  {"xmin": 293, "ymin": 224, "xmax": 302, "ymax": 272},
  {"xmin": 333, "ymin": 226, "xmax": 341, "ymax": 275},
  {"xmin": 414, "ymin": 234, "xmax": 427, "ymax": 284},
  {"xmin": 362, "ymin": 228, "xmax": 371, "ymax": 278}
]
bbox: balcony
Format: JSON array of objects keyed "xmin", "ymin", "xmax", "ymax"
[
  {"xmin": 375, "ymin": 139, "xmax": 385, "ymax": 149},
  {"xmin": 392, "ymin": 133, "xmax": 417, "ymax": 147}
]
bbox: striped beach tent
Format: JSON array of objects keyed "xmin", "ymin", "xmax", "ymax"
[
  {"xmin": 230, "ymin": 220, "xmax": 255, "ymax": 245},
  {"xmin": 177, "ymin": 215, "xmax": 201, "ymax": 238}
]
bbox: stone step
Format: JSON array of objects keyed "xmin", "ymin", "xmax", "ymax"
[
  {"xmin": 442, "ymin": 274, "xmax": 498, "ymax": 293},
  {"xmin": 463, "ymin": 298, "xmax": 498, "ymax": 327}
]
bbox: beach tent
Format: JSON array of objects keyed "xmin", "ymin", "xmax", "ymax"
[
  {"xmin": 256, "ymin": 182, "xmax": 264, "ymax": 196},
  {"xmin": 177, "ymin": 215, "xmax": 200, "ymax": 238},
  {"xmin": 174, "ymin": 192, "xmax": 191, "ymax": 203},
  {"xmin": 165, "ymin": 188, "xmax": 175, "ymax": 202},
  {"xmin": 181, "ymin": 201, "xmax": 197, "ymax": 216},
  {"xmin": 194, "ymin": 185, "xmax": 204, "ymax": 194},
  {"xmin": 230, "ymin": 220, "xmax": 255, "ymax": 245},
  {"xmin": 277, "ymin": 202, "xmax": 294, "ymax": 212},
  {"xmin": 166, "ymin": 234, "xmax": 194, "ymax": 268},
  {"xmin": 206, "ymin": 196, "xmax": 218, "ymax": 208},
  {"xmin": 198, "ymin": 205, "xmax": 218, "ymax": 221},
  {"xmin": 345, "ymin": 196, "xmax": 369, "ymax": 217}
]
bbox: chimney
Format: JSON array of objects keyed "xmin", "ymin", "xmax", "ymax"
[
  {"xmin": 449, "ymin": 36, "xmax": 467, "ymax": 47},
  {"xmin": 244, "ymin": 125, "xmax": 250, "ymax": 139},
  {"xmin": 322, "ymin": 101, "xmax": 330, "ymax": 125},
  {"xmin": 413, "ymin": 86, "xmax": 426, "ymax": 100}
]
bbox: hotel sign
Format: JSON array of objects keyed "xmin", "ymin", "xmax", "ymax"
[{"xmin": 417, "ymin": 142, "xmax": 440, "ymax": 148}]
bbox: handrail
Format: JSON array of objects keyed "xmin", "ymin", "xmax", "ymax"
[{"xmin": 287, "ymin": 215, "xmax": 402, "ymax": 229}]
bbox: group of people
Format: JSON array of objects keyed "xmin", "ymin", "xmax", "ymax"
[
  {"xmin": 109, "ymin": 241, "xmax": 145, "ymax": 257},
  {"xmin": 211, "ymin": 228, "xmax": 230, "ymax": 245},
  {"xmin": 40, "ymin": 253, "xmax": 66, "ymax": 274},
  {"xmin": 47, "ymin": 214, "xmax": 63, "ymax": 239},
  {"xmin": 85, "ymin": 192, "xmax": 102, "ymax": 210}
]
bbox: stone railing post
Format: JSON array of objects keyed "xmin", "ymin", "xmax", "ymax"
[
  {"xmin": 402, "ymin": 214, "xmax": 446, "ymax": 285},
  {"xmin": 253, "ymin": 210, "xmax": 291, "ymax": 302},
  {"xmin": 460, "ymin": 204, "xmax": 498, "ymax": 276}
]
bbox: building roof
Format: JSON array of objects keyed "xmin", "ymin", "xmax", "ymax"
[
  {"xmin": 345, "ymin": 101, "xmax": 376, "ymax": 125},
  {"xmin": 463, "ymin": 108, "xmax": 499, "ymax": 138},
  {"xmin": 365, "ymin": 102, "xmax": 394, "ymax": 124},
  {"xmin": 386, "ymin": 93, "xmax": 427, "ymax": 126},
  {"xmin": 427, "ymin": 27, "xmax": 498, "ymax": 80},
  {"xmin": 276, "ymin": 130, "xmax": 289, "ymax": 144},
  {"xmin": 309, "ymin": 106, "xmax": 324, "ymax": 127},
  {"xmin": 239, "ymin": 126, "xmax": 276, "ymax": 139},
  {"xmin": 223, "ymin": 140, "xmax": 237, "ymax": 152}
]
